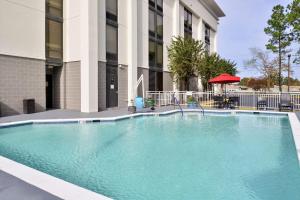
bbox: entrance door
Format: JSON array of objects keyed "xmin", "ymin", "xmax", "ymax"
[
  {"xmin": 46, "ymin": 74, "xmax": 53, "ymax": 109},
  {"xmin": 106, "ymin": 65, "xmax": 118, "ymax": 108}
]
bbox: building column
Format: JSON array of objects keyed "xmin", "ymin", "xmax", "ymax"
[
  {"xmin": 173, "ymin": 0, "xmax": 180, "ymax": 36},
  {"xmin": 80, "ymin": 0, "xmax": 99, "ymax": 112},
  {"xmin": 214, "ymin": 31, "xmax": 218, "ymax": 53},
  {"xmin": 173, "ymin": 0, "xmax": 180, "ymax": 91},
  {"xmin": 127, "ymin": 0, "xmax": 138, "ymax": 106}
]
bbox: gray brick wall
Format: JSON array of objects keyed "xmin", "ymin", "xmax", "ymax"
[
  {"xmin": 163, "ymin": 71, "xmax": 173, "ymax": 91},
  {"xmin": 137, "ymin": 67, "xmax": 149, "ymax": 97},
  {"xmin": 98, "ymin": 61, "xmax": 106, "ymax": 111},
  {"xmin": 52, "ymin": 62, "xmax": 81, "ymax": 111},
  {"xmin": 0, "ymin": 54, "xmax": 46, "ymax": 116},
  {"xmin": 118, "ymin": 65, "xmax": 128, "ymax": 108},
  {"xmin": 64, "ymin": 62, "xmax": 81, "ymax": 110}
]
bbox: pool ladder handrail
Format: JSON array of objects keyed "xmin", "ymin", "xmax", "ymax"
[
  {"xmin": 173, "ymin": 96, "xmax": 183, "ymax": 117},
  {"xmin": 198, "ymin": 103, "xmax": 205, "ymax": 116}
]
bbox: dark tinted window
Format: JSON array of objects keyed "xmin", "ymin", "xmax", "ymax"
[
  {"xmin": 149, "ymin": 0, "xmax": 163, "ymax": 91},
  {"xmin": 149, "ymin": 41, "xmax": 156, "ymax": 67},
  {"xmin": 184, "ymin": 8, "xmax": 192, "ymax": 38},
  {"xmin": 205, "ymin": 24, "xmax": 211, "ymax": 53},
  {"xmin": 106, "ymin": 0, "xmax": 118, "ymax": 61},
  {"xmin": 46, "ymin": 0, "xmax": 63, "ymax": 63},
  {"xmin": 46, "ymin": 0, "xmax": 63, "ymax": 18}
]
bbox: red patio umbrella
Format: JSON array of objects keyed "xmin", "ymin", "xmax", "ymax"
[
  {"xmin": 208, "ymin": 73, "xmax": 240, "ymax": 84},
  {"xmin": 209, "ymin": 73, "xmax": 240, "ymax": 96}
]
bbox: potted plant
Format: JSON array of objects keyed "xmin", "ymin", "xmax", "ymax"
[
  {"xmin": 145, "ymin": 98, "xmax": 155, "ymax": 110},
  {"xmin": 128, "ymin": 99, "xmax": 136, "ymax": 113},
  {"xmin": 187, "ymin": 96, "xmax": 198, "ymax": 109}
]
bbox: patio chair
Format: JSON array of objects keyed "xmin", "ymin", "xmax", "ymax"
[
  {"xmin": 228, "ymin": 97, "xmax": 239, "ymax": 109},
  {"xmin": 257, "ymin": 97, "xmax": 267, "ymax": 110},
  {"xmin": 213, "ymin": 96, "xmax": 224, "ymax": 109},
  {"xmin": 279, "ymin": 94, "xmax": 293, "ymax": 111}
]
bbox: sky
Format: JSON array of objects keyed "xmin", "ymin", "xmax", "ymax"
[{"xmin": 216, "ymin": 0, "xmax": 300, "ymax": 79}]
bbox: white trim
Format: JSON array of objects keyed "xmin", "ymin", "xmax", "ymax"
[
  {"xmin": 288, "ymin": 113, "xmax": 300, "ymax": 165},
  {"xmin": 0, "ymin": 110, "xmax": 290, "ymax": 128}
]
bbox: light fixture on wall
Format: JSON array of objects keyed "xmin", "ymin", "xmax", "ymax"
[{"xmin": 118, "ymin": 64, "xmax": 125, "ymax": 69}]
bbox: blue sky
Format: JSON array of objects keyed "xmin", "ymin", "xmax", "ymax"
[{"xmin": 216, "ymin": 0, "xmax": 300, "ymax": 79}]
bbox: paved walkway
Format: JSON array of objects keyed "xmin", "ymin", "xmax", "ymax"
[
  {"xmin": 0, "ymin": 107, "xmax": 175, "ymax": 124},
  {"xmin": 296, "ymin": 112, "xmax": 300, "ymax": 121},
  {"xmin": 0, "ymin": 171, "xmax": 61, "ymax": 200}
]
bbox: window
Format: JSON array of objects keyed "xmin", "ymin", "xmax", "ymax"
[
  {"xmin": 149, "ymin": 0, "xmax": 155, "ymax": 8},
  {"xmin": 106, "ymin": 0, "xmax": 117, "ymax": 22},
  {"xmin": 106, "ymin": 25, "xmax": 118, "ymax": 60},
  {"xmin": 157, "ymin": 0, "xmax": 163, "ymax": 12},
  {"xmin": 149, "ymin": 10, "xmax": 156, "ymax": 38},
  {"xmin": 46, "ymin": 0, "xmax": 63, "ymax": 17},
  {"xmin": 156, "ymin": 43, "xmax": 163, "ymax": 66},
  {"xmin": 46, "ymin": 0, "xmax": 63, "ymax": 64},
  {"xmin": 106, "ymin": 0, "xmax": 118, "ymax": 108},
  {"xmin": 46, "ymin": 20, "xmax": 63, "ymax": 59},
  {"xmin": 205, "ymin": 24, "xmax": 211, "ymax": 53},
  {"xmin": 149, "ymin": 0, "xmax": 163, "ymax": 91},
  {"xmin": 184, "ymin": 8, "xmax": 192, "ymax": 38},
  {"xmin": 156, "ymin": 15, "xmax": 163, "ymax": 40},
  {"xmin": 149, "ymin": 41, "xmax": 156, "ymax": 66},
  {"xmin": 106, "ymin": 0, "xmax": 118, "ymax": 62},
  {"xmin": 149, "ymin": 70, "xmax": 163, "ymax": 91}
]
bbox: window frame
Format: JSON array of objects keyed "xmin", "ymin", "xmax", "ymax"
[
  {"xmin": 106, "ymin": 0, "xmax": 118, "ymax": 63},
  {"xmin": 184, "ymin": 8, "xmax": 192, "ymax": 38},
  {"xmin": 204, "ymin": 24, "xmax": 211, "ymax": 53},
  {"xmin": 46, "ymin": 0, "xmax": 63, "ymax": 66},
  {"xmin": 149, "ymin": 0, "xmax": 164, "ymax": 91}
]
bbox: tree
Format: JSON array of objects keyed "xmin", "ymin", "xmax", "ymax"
[
  {"xmin": 167, "ymin": 36, "xmax": 204, "ymax": 90},
  {"xmin": 244, "ymin": 48, "xmax": 278, "ymax": 90},
  {"xmin": 247, "ymin": 78, "xmax": 269, "ymax": 91},
  {"xmin": 282, "ymin": 77, "xmax": 300, "ymax": 86},
  {"xmin": 264, "ymin": 5, "xmax": 292, "ymax": 92},
  {"xmin": 287, "ymin": 0, "xmax": 300, "ymax": 42},
  {"xmin": 240, "ymin": 77, "xmax": 251, "ymax": 86},
  {"xmin": 287, "ymin": 0, "xmax": 300, "ymax": 65},
  {"xmin": 197, "ymin": 53, "xmax": 237, "ymax": 91}
]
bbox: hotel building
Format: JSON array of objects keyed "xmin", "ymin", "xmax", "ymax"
[{"xmin": 0, "ymin": 0, "xmax": 224, "ymax": 116}]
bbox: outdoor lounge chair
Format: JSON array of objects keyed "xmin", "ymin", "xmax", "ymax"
[
  {"xmin": 228, "ymin": 96, "xmax": 239, "ymax": 109},
  {"xmin": 257, "ymin": 97, "xmax": 267, "ymax": 110},
  {"xmin": 279, "ymin": 94, "xmax": 293, "ymax": 111},
  {"xmin": 213, "ymin": 96, "xmax": 224, "ymax": 108}
]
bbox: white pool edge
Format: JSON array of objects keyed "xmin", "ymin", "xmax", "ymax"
[
  {"xmin": 0, "ymin": 109, "xmax": 298, "ymax": 199},
  {"xmin": 288, "ymin": 113, "xmax": 300, "ymax": 166},
  {"xmin": 0, "ymin": 109, "xmax": 290, "ymax": 128}
]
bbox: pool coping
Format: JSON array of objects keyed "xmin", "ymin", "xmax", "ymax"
[
  {"xmin": 0, "ymin": 109, "xmax": 290, "ymax": 128},
  {"xmin": 0, "ymin": 109, "xmax": 299, "ymax": 199}
]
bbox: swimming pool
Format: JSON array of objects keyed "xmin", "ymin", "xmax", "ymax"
[{"xmin": 0, "ymin": 113, "xmax": 300, "ymax": 199}]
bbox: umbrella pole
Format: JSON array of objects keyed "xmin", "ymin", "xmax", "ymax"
[{"xmin": 225, "ymin": 84, "xmax": 227, "ymax": 98}]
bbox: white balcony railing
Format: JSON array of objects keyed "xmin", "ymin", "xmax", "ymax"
[{"xmin": 145, "ymin": 91, "xmax": 300, "ymax": 111}]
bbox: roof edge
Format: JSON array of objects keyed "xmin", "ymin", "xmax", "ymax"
[{"xmin": 200, "ymin": 0, "xmax": 225, "ymax": 18}]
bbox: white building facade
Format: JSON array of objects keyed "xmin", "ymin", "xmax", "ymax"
[{"xmin": 0, "ymin": 0, "xmax": 224, "ymax": 116}]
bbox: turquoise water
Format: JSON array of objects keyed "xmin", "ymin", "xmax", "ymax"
[{"xmin": 0, "ymin": 113, "xmax": 300, "ymax": 200}]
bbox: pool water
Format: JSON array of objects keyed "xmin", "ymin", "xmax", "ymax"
[{"xmin": 0, "ymin": 113, "xmax": 300, "ymax": 200}]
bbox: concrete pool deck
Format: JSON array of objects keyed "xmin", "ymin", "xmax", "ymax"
[
  {"xmin": 0, "ymin": 107, "xmax": 175, "ymax": 124},
  {"xmin": 0, "ymin": 170, "xmax": 62, "ymax": 200},
  {"xmin": 0, "ymin": 108, "xmax": 299, "ymax": 199}
]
